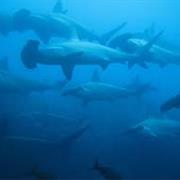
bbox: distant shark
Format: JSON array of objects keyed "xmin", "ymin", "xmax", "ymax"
[
  {"xmin": 123, "ymin": 117, "xmax": 180, "ymax": 139},
  {"xmin": 161, "ymin": 93, "xmax": 180, "ymax": 112},
  {"xmin": 125, "ymin": 74, "xmax": 156, "ymax": 98},
  {"xmin": 62, "ymin": 70, "xmax": 146, "ymax": 106},
  {"xmin": 107, "ymin": 30, "xmax": 180, "ymax": 68},
  {"xmin": 13, "ymin": 7, "xmax": 126, "ymax": 43},
  {"xmin": 0, "ymin": 57, "xmax": 67, "ymax": 94},
  {"xmin": 0, "ymin": 0, "xmax": 126, "ymax": 44},
  {"xmin": 13, "ymin": 8, "xmax": 78, "ymax": 43},
  {"xmin": 25, "ymin": 165, "xmax": 57, "ymax": 180},
  {"xmin": 57, "ymin": 123, "xmax": 90, "ymax": 157},
  {"xmin": 92, "ymin": 159, "xmax": 123, "ymax": 180}
]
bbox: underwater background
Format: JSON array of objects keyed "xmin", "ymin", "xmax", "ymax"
[{"xmin": 0, "ymin": 0, "xmax": 180, "ymax": 179}]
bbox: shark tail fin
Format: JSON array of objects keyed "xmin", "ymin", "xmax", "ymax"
[
  {"xmin": 101, "ymin": 22, "xmax": 127, "ymax": 44},
  {"xmin": 53, "ymin": 0, "xmax": 68, "ymax": 14},
  {"xmin": 128, "ymin": 30, "xmax": 164, "ymax": 69},
  {"xmin": 21, "ymin": 40, "xmax": 40, "ymax": 69}
]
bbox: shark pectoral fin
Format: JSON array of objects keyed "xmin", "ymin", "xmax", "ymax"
[
  {"xmin": 100, "ymin": 60, "xmax": 110, "ymax": 70},
  {"xmin": 61, "ymin": 64, "xmax": 75, "ymax": 80}
]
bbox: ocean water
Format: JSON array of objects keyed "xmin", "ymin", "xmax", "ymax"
[{"xmin": 0, "ymin": 0, "xmax": 180, "ymax": 179}]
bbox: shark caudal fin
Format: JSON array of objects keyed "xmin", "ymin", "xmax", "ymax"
[
  {"xmin": 128, "ymin": 31, "xmax": 164, "ymax": 69},
  {"xmin": 53, "ymin": 0, "xmax": 68, "ymax": 14},
  {"xmin": 21, "ymin": 40, "xmax": 40, "ymax": 69},
  {"xmin": 101, "ymin": 22, "xmax": 127, "ymax": 44}
]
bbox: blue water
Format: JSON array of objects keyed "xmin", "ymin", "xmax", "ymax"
[{"xmin": 0, "ymin": 0, "xmax": 180, "ymax": 179}]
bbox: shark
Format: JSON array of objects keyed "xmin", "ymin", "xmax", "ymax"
[
  {"xmin": 161, "ymin": 93, "xmax": 180, "ymax": 112},
  {"xmin": 25, "ymin": 166, "xmax": 57, "ymax": 180},
  {"xmin": 93, "ymin": 159, "xmax": 123, "ymax": 180},
  {"xmin": 13, "ymin": 0, "xmax": 122, "ymax": 44},
  {"xmin": 0, "ymin": 14, "xmax": 15, "ymax": 36},
  {"xmin": 13, "ymin": 8, "xmax": 77, "ymax": 43},
  {"xmin": 125, "ymin": 74, "xmax": 156, "ymax": 98},
  {"xmin": 107, "ymin": 30, "xmax": 180, "ymax": 67},
  {"xmin": 123, "ymin": 117, "xmax": 180, "ymax": 139},
  {"xmin": 0, "ymin": 0, "xmax": 126, "ymax": 44},
  {"xmin": 0, "ymin": 57, "xmax": 67, "ymax": 94},
  {"xmin": 62, "ymin": 70, "xmax": 145, "ymax": 106},
  {"xmin": 21, "ymin": 35, "xmax": 158, "ymax": 80}
]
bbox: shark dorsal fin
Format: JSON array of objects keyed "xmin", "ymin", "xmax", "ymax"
[
  {"xmin": 53, "ymin": 0, "xmax": 68, "ymax": 14},
  {"xmin": 128, "ymin": 31, "xmax": 164, "ymax": 69},
  {"xmin": 91, "ymin": 69, "xmax": 101, "ymax": 82}
]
